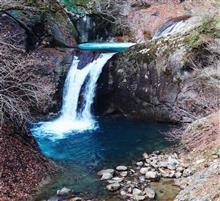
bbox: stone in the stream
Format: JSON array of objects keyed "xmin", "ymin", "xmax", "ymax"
[
  {"xmin": 159, "ymin": 168, "xmax": 170, "ymax": 178},
  {"xmin": 144, "ymin": 187, "xmax": 156, "ymax": 199},
  {"xmin": 120, "ymin": 190, "xmax": 128, "ymax": 197},
  {"xmin": 158, "ymin": 161, "xmax": 168, "ymax": 168},
  {"xmin": 106, "ymin": 183, "xmax": 121, "ymax": 192},
  {"xmin": 182, "ymin": 168, "xmax": 193, "ymax": 177},
  {"xmin": 57, "ymin": 187, "xmax": 72, "ymax": 196},
  {"xmin": 108, "ymin": 177, "xmax": 124, "ymax": 183},
  {"xmin": 132, "ymin": 188, "xmax": 142, "ymax": 195},
  {"xmin": 136, "ymin": 161, "xmax": 144, "ymax": 167},
  {"xmin": 167, "ymin": 157, "xmax": 179, "ymax": 170},
  {"xmin": 140, "ymin": 167, "xmax": 150, "ymax": 175},
  {"xmin": 143, "ymin": 153, "xmax": 149, "ymax": 159},
  {"xmin": 132, "ymin": 188, "xmax": 146, "ymax": 201},
  {"xmin": 139, "ymin": 176, "xmax": 146, "ymax": 183},
  {"xmin": 101, "ymin": 172, "xmax": 113, "ymax": 180},
  {"xmin": 169, "ymin": 170, "xmax": 176, "ymax": 178},
  {"xmin": 175, "ymin": 172, "xmax": 182, "ymax": 178},
  {"xmin": 176, "ymin": 166, "xmax": 185, "ymax": 173},
  {"xmin": 150, "ymin": 160, "xmax": 158, "ymax": 168},
  {"xmin": 97, "ymin": 169, "xmax": 114, "ymax": 176},
  {"xmin": 153, "ymin": 150, "xmax": 161, "ymax": 155},
  {"xmin": 120, "ymin": 171, "xmax": 128, "ymax": 177},
  {"xmin": 116, "ymin": 165, "xmax": 128, "ymax": 171},
  {"xmin": 145, "ymin": 171, "xmax": 160, "ymax": 180}
]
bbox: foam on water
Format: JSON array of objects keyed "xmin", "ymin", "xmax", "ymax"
[{"xmin": 32, "ymin": 53, "xmax": 115, "ymax": 140}]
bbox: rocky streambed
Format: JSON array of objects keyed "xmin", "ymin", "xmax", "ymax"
[
  {"xmin": 43, "ymin": 150, "xmax": 193, "ymax": 201},
  {"xmin": 97, "ymin": 151, "xmax": 192, "ymax": 201}
]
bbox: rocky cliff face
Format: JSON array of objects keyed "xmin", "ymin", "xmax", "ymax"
[
  {"xmin": 63, "ymin": 0, "xmax": 220, "ymax": 43},
  {"xmin": 100, "ymin": 16, "xmax": 220, "ymax": 123}
]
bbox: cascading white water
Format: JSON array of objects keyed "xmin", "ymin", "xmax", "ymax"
[
  {"xmin": 32, "ymin": 53, "xmax": 115, "ymax": 140},
  {"xmin": 152, "ymin": 20, "xmax": 187, "ymax": 40},
  {"xmin": 80, "ymin": 53, "xmax": 115, "ymax": 120}
]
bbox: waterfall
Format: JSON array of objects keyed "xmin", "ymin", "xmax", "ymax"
[
  {"xmin": 152, "ymin": 20, "xmax": 187, "ymax": 40},
  {"xmin": 32, "ymin": 52, "xmax": 115, "ymax": 139}
]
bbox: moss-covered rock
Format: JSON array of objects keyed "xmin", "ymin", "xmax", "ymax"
[{"xmin": 2, "ymin": 0, "xmax": 78, "ymax": 48}]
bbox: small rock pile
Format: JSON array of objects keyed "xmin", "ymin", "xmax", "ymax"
[
  {"xmin": 98, "ymin": 151, "xmax": 193, "ymax": 200},
  {"xmin": 43, "ymin": 187, "xmax": 85, "ymax": 201}
]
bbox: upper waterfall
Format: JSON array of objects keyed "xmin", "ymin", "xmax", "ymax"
[{"xmin": 152, "ymin": 17, "xmax": 196, "ymax": 40}]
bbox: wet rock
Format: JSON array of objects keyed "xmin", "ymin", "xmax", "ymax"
[
  {"xmin": 116, "ymin": 165, "xmax": 128, "ymax": 171},
  {"xmin": 120, "ymin": 190, "xmax": 130, "ymax": 198},
  {"xmin": 139, "ymin": 176, "xmax": 146, "ymax": 183},
  {"xmin": 101, "ymin": 172, "xmax": 113, "ymax": 180},
  {"xmin": 167, "ymin": 157, "xmax": 180, "ymax": 170},
  {"xmin": 153, "ymin": 150, "xmax": 161, "ymax": 155},
  {"xmin": 145, "ymin": 171, "xmax": 160, "ymax": 181},
  {"xmin": 97, "ymin": 169, "xmax": 114, "ymax": 176},
  {"xmin": 108, "ymin": 177, "xmax": 124, "ymax": 183},
  {"xmin": 182, "ymin": 168, "xmax": 193, "ymax": 177},
  {"xmin": 136, "ymin": 161, "xmax": 144, "ymax": 167},
  {"xmin": 106, "ymin": 183, "xmax": 121, "ymax": 192},
  {"xmin": 143, "ymin": 153, "xmax": 149, "ymax": 159},
  {"xmin": 158, "ymin": 161, "xmax": 168, "ymax": 168},
  {"xmin": 57, "ymin": 187, "xmax": 72, "ymax": 196},
  {"xmin": 175, "ymin": 172, "xmax": 182, "ymax": 178},
  {"xmin": 176, "ymin": 166, "xmax": 185, "ymax": 173},
  {"xmin": 120, "ymin": 171, "xmax": 128, "ymax": 177},
  {"xmin": 132, "ymin": 188, "xmax": 142, "ymax": 196},
  {"xmin": 144, "ymin": 187, "xmax": 156, "ymax": 199},
  {"xmin": 140, "ymin": 167, "xmax": 150, "ymax": 175},
  {"xmin": 159, "ymin": 168, "xmax": 170, "ymax": 178}
]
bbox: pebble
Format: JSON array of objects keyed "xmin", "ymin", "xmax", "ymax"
[
  {"xmin": 108, "ymin": 177, "xmax": 124, "ymax": 183},
  {"xmin": 106, "ymin": 183, "xmax": 121, "ymax": 191},
  {"xmin": 140, "ymin": 167, "xmax": 150, "ymax": 175},
  {"xmin": 101, "ymin": 172, "xmax": 113, "ymax": 180},
  {"xmin": 57, "ymin": 187, "xmax": 71, "ymax": 196},
  {"xmin": 144, "ymin": 187, "xmax": 155, "ymax": 199},
  {"xmin": 97, "ymin": 169, "xmax": 114, "ymax": 176},
  {"xmin": 120, "ymin": 171, "xmax": 128, "ymax": 177},
  {"xmin": 132, "ymin": 188, "xmax": 142, "ymax": 196},
  {"xmin": 99, "ymin": 151, "xmax": 193, "ymax": 200},
  {"xmin": 139, "ymin": 176, "xmax": 146, "ymax": 183},
  {"xmin": 167, "ymin": 156, "xmax": 179, "ymax": 170},
  {"xmin": 175, "ymin": 172, "xmax": 182, "ymax": 178},
  {"xmin": 145, "ymin": 171, "xmax": 160, "ymax": 181},
  {"xmin": 143, "ymin": 153, "xmax": 149, "ymax": 159},
  {"xmin": 116, "ymin": 165, "xmax": 128, "ymax": 171},
  {"xmin": 183, "ymin": 168, "xmax": 193, "ymax": 177},
  {"xmin": 136, "ymin": 161, "xmax": 144, "ymax": 167}
]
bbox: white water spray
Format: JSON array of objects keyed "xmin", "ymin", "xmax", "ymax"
[{"xmin": 32, "ymin": 53, "xmax": 115, "ymax": 139}]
